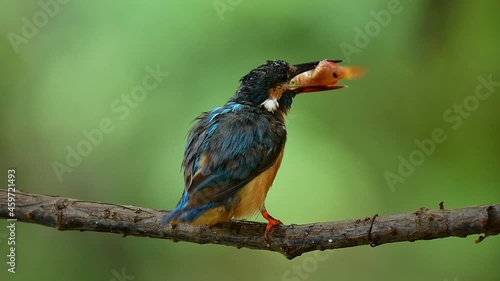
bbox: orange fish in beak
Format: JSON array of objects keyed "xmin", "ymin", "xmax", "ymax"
[{"xmin": 289, "ymin": 60, "xmax": 365, "ymax": 93}]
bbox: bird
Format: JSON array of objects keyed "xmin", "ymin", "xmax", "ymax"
[{"xmin": 162, "ymin": 59, "xmax": 351, "ymax": 240}]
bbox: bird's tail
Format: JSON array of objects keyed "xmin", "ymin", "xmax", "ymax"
[
  {"xmin": 161, "ymin": 192, "xmax": 189, "ymax": 224},
  {"xmin": 161, "ymin": 192, "xmax": 218, "ymax": 224},
  {"xmin": 161, "ymin": 208, "xmax": 181, "ymax": 224}
]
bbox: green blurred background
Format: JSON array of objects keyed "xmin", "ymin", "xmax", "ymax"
[{"xmin": 1, "ymin": 0, "xmax": 499, "ymax": 280}]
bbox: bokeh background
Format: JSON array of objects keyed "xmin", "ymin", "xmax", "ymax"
[{"xmin": 1, "ymin": 1, "xmax": 499, "ymax": 280}]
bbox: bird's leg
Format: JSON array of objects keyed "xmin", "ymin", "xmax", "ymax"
[{"xmin": 261, "ymin": 208, "xmax": 282, "ymax": 241}]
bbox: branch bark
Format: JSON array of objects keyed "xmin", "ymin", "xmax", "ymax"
[{"xmin": 1, "ymin": 189, "xmax": 499, "ymax": 259}]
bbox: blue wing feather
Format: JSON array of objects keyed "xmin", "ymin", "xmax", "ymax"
[{"xmin": 162, "ymin": 102, "xmax": 286, "ymax": 224}]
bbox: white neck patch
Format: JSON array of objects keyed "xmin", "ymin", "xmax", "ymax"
[{"xmin": 261, "ymin": 98, "xmax": 279, "ymax": 112}]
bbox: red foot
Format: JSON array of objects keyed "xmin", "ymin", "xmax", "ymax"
[{"xmin": 261, "ymin": 209, "xmax": 282, "ymax": 241}]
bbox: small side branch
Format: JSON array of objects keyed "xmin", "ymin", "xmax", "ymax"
[{"xmin": 0, "ymin": 189, "xmax": 498, "ymax": 259}]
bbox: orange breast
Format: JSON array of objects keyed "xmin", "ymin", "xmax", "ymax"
[
  {"xmin": 190, "ymin": 149, "xmax": 284, "ymax": 226},
  {"xmin": 191, "ymin": 206, "xmax": 232, "ymax": 226},
  {"xmin": 233, "ymin": 149, "xmax": 284, "ymax": 218}
]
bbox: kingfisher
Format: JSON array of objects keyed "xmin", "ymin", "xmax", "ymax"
[{"xmin": 162, "ymin": 59, "xmax": 358, "ymax": 240}]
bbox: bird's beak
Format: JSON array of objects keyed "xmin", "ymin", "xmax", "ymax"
[{"xmin": 290, "ymin": 60, "xmax": 346, "ymax": 94}]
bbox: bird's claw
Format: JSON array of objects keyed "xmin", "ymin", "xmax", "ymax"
[{"xmin": 261, "ymin": 209, "xmax": 282, "ymax": 242}]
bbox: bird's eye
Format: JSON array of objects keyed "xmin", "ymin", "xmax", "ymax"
[{"xmin": 332, "ymin": 72, "xmax": 338, "ymax": 78}]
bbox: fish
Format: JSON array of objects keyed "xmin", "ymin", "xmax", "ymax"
[{"xmin": 289, "ymin": 60, "xmax": 365, "ymax": 92}]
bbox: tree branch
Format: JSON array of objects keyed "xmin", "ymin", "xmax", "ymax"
[{"xmin": 1, "ymin": 189, "xmax": 499, "ymax": 259}]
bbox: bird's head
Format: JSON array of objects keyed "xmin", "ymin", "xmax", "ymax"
[{"xmin": 230, "ymin": 59, "xmax": 345, "ymax": 114}]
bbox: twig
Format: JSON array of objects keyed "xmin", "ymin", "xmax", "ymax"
[{"xmin": 0, "ymin": 189, "xmax": 498, "ymax": 259}]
